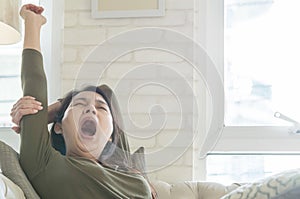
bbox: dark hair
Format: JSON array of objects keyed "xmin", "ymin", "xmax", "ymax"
[{"xmin": 50, "ymin": 85, "xmax": 123, "ymax": 159}]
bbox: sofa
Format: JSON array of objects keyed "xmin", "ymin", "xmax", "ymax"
[
  {"xmin": 1, "ymin": 140, "xmax": 300, "ymax": 199},
  {"xmin": 0, "ymin": 140, "xmax": 241, "ymax": 199},
  {"xmin": 0, "ymin": 173, "xmax": 239, "ymax": 199}
]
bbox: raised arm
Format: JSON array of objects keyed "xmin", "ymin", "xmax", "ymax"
[{"xmin": 19, "ymin": 4, "xmax": 54, "ymax": 179}]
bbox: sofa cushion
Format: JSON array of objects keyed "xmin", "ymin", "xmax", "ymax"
[
  {"xmin": 0, "ymin": 140, "xmax": 39, "ymax": 199},
  {"xmin": 152, "ymin": 180, "xmax": 240, "ymax": 199},
  {"xmin": 221, "ymin": 169, "xmax": 300, "ymax": 199},
  {"xmin": 0, "ymin": 173, "xmax": 25, "ymax": 199}
]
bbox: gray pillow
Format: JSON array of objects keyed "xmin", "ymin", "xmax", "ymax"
[
  {"xmin": 221, "ymin": 169, "xmax": 300, "ymax": 199},
  {"xmin": 271, "ymin": 186, "xmax": 300, "ymax": 199},
  {"xmin": 0, "ymin": 140, "xmax": 40, "ymax": 199},
  {"xmin": 131, "ymin": 147, "xmax": 148, "ymax": 178}
]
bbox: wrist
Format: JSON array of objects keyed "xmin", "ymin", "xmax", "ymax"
[{"xmin": 24, "ymin": 15, "xmax": 45, "ymax": 28}]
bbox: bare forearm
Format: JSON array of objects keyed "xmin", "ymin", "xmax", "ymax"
[
  {"xmin": 20, "ymin": 4, "xmax": 46, "ymax": 52},
  {"xmin": 23, "ymin": 19, "xmax": 42, "ymax": 52},
  {"xmin": 48, "ymin": 101, "xmax": 61, "ymax": 124}
]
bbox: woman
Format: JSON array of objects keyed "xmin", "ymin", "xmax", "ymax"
[{"xmin": 17, "ymin": 4, "xmax": 154, "ymax": 198}]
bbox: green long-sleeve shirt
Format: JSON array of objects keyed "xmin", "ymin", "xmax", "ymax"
[{"xmin": 19, "ymin": 49, "xmax": 151, "ymax": 199}]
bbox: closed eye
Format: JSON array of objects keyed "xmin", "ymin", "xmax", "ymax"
[
  {"xmin": 73, "ymin": 102, "xmax": 85, "ymax": 106},
  {"xmin": 97, "ymin": 106, "xmax": 107, "ymax": 111}
]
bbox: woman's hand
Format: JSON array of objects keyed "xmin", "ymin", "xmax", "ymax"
[
  {"xmin": 20, "ymin": 4, "xmax": 46, "ymax": 52},
  {"xmin": 10, "ymin": 96, "xmax": 62, "ymax": 133},
  {"xmin": 10, "ymin": 96, "xmax": 43, "ymax": 133},
  {"xmin": 20, "ymin": 4, "xmax": 46, "ymax": 25}
]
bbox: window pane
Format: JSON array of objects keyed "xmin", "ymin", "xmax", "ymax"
[
  {"xmin": 225, "ymin": 0, "xmax": 300, "ymax": 126},
  {"xmin": 207, "ymin": 154, "xmax": 300, "ymax": 184},
  {"xmin": 0, "ymin": 43, "xmax": 22, "ymax": 127},
  {"xmin": 0, "ymin": 102, "xmax": 15, "ymax": 127},
  {"xmin": 0, "ymin": 78, "xmax": 22, "ymax": 100}
]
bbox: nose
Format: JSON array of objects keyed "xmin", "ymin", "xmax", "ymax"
[{"xmin": 83, "ymin": 105, "xmax": 96, "ymax": 115}]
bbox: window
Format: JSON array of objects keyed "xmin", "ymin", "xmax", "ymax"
[
  {"xmin": 0, "ymin": 1, "xmax": 62, "ymax": 151},
  {"xmin": 225, "ymin": 0, "xmax": 300, "ymax": 126},
  {"xmin": 196, "ymin": 0, "xmax": 300, "ymax": 183},
  {"xmin": 0, "ymin": 43, "xmax": 22, "ymax": 127}
]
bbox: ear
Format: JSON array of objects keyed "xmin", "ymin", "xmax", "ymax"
[{"xmin": 54, "ymin": 123, "xmax": 63, "ymax": 134}]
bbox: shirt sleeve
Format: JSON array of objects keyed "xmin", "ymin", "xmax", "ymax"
[{"xmin": 19, "ymin": 49, "xmax": 54, "ymax": 180}]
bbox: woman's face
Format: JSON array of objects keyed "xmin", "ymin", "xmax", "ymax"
[{"xmin": 59, "ymin": 91, "xmax": 113, "ymax": 160}]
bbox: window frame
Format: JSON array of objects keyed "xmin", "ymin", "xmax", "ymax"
[{"xmin": 194, "ymin": 0, "xmax": 300, "ymax": 182}]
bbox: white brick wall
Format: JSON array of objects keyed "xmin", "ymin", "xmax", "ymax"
[
  {"xmin": 63, "ymin": 47, "xmax": 78, "ymax": 62},
  {"xmin": 79, "ymin": 12, "xmax": 132, "ymax": 26},
  {"xmin": 63, "ymin": 0, "xmax": 195, "ymax": 183},
  {"xmin": 64, "ymin": 28, "xmax": 106, "ymax": 45}
]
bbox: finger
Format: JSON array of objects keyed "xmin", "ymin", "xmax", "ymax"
[
  {"xmin": 10, "ymin": 97, "xmax": 43, "ymax": 124},
  {"xmin": 20, "ymin": 4, "xmax": 43, "ymax": 19},
  {"xmin": 11, "ymin": 108, "xmax": 41, "ymax": 125},
  {"xmin": 13, "ymin": 107, "xmax": 41, "ymax": 116},
  {"xmin": 12, "ymin": 97, "xmax": 30, "ymax": 109},
  {"xmin": 27, "ymin": 4, "xmax": 44, "ymax": 14},
  {"xmin": 12, "ymin": 97, "xmax": 41, "ymax": 110},
  {"xmin": 23, "ymin": 96, "xmax": 36, "ymax": 100},
  {"xmin": 19, "ymin": 96, "xmax": 38, "ymax": 102},
  {"xmin": 35, "ymin": 7, "xmax": 44, "ymax": 14},
  {"xmin": 26, "ymin": 4, "xmax": 38, "ymax": 10},
  {"xmin": 23, "ymin": 4, "xmax": 36, "ymax": 12},
  {"xmin": 18, "ymin": 103, "xmax": 43, "ymax": 110},
  {"xmin": 11, "ymin": 96, "xmax": 42, "ymax": 118},
  {"xmin": 12, "ymin": 112, "xmax": 22, "ymax": 125},
  {"xmin": 19, "ymin": 108, "xmax": 40, "ymax": 116},
  {"xmin": 11, "ymin": 102, "xmax": 42, "ymax": 114},
  {"xmin": 23, "ymin": 4, "xmax": 31, "ymax": 10},
  {"xmin": 12, "ymin": 100, "xmax": 41, "ymax": 111},
  {"xmin": 11, "ymin": 126, "xmax": 20, "ymax": 134},
  {"xmin": 13, "ymin": 96, "xmax": 36, "ymax": 105}
]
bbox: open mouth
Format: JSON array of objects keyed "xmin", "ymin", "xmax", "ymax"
[{"xmin": 80, "ymin": 119, "xmax": 97, "ymax": 137}]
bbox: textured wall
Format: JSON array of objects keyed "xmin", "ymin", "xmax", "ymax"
[{"xmin": 62, "ymin": 0, "xmax": 195, "ymax": 183}]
